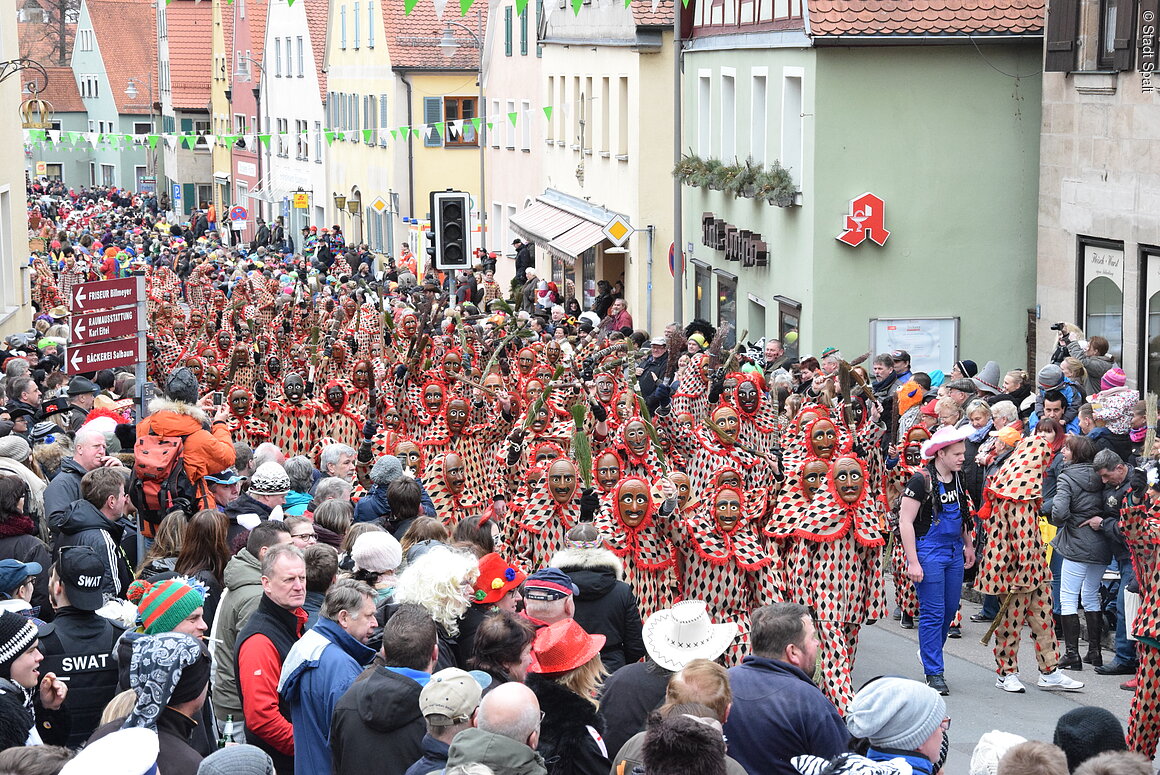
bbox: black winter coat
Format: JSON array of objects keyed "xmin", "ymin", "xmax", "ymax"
[
  {"xmin": 51, "ymin": 499, "xmax": 134, "ymax": 599},
  {"xmin": 526, "ymin": 675, "xmax": 609, "ymax": 775},
  {"xmin": 593, "ymin": 659, "xmax": 671, "ymax": 762},
  {"xmin": 330, "ymin": 665, "xmax": 425, "ymax": 775},
  {"xmin": 551, "ymin": 548, "xmax": 645, "ymax": 674},
  {"xmin": 0, "ymin": 521, "xmax": 53, "ymax": 621},
  {"xmin": 38, "ymin": 607, "xmax": 124, "ymax": 747}
]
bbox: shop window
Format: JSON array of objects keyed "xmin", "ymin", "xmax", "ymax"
[
  {"xmin": 715, "ymin": 270, "xmax": 737, "ymax": 347},
  {"xmin": 1078, "ymin": 239, "xmax": 1125, "ymax": 364}
]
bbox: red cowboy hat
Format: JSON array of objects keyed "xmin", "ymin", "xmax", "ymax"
[{"xmin": 530, "ymin": 619, "xmax": 605, "ymax": 675}]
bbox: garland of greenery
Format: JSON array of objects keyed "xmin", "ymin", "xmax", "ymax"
[{"xmin": 672, "ymin": 153, "xmax": 798, "ymax": 207}]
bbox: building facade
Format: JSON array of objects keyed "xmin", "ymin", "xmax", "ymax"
[
  {"xmin": 158, "ymin": 0, "xmax": 213, "ymax": 218},
  {"xmin": 228, "ymin": 0, "xmax": 268, "ymax": 243},
  {"xmin": 1, "ymin": 0, "xmax": 34, "ymax": 337},
  {"xmin": 1037, "ymin": 0, "xmax": 1160, "ymax": 388},
  {"xmin": 680, "ymin": 0, "xmax": 1043, "ymax": 372}
]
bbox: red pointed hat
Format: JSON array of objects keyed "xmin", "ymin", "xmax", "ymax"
[
  {"xmin": 471, "ymin": 553, "xmax": 526, "ymax": 605},
  {"xmin": 530, "ymin": 618, "xmax": 606, "ymax": 675}
]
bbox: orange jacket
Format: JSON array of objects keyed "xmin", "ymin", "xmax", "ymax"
[{"xmin": 137, "ymin": 399, "xmax": 236, "ymax": 509}]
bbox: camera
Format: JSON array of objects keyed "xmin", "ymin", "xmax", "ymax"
[{"xmin": 1049, "ymin": 322, "xmax": 1066, "ymax": 331}]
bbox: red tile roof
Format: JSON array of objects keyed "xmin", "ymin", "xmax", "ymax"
[
  {"xmin": 382, "ymin": 0, "xmax": 480, "ymax": 70},
  {"xmin": 808, "ymin": 0, "xmax": 1044, "ymax": 36},
  {"xmin": 87, "ymin": 0, "xmax": 158, "ymax": 113},
  {"xmin": 164, "ymin": 0, "xmax": 213, "ymax": 110},
  {"xmin": 304, "ymin": 0, "xmax": 329, "ymax": 100},
  {"xmin": 631, "ymin": 0, "xmax": 675, "ymax": 27},
  {"xmin": 40, "ymin": 66, "xmax": 85, "ymax": 112},
  {"xmin": 247, "ymin": 0, "xmax": 269, "ymax": 69},
  {"xmin": 18, "ymin": 21, "xmax": 75, "ymax": 65}
]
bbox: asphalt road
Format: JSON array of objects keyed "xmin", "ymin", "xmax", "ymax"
[{"xmin": 850, "ymin": 602, "xmax": 1139, "ymax": 772}]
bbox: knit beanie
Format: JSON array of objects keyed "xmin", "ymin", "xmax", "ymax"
[
  {"xmin": 126, "ymin": 578, "xmax": 206, "ymax": 634},
  {"xmin": 969, "ymin": 730, "xmax": 1027, "ymax": 775},
  {"xmin": 166, "ymin": 367, "xmax": 200, "ymax": 405},
  {"xmin": 845, "ymin": 677, "xmax": 945, "ymax": 752},
  {"xmin": 352, "ymin": 531, "xmax": 403, "ymax": 573},
  {"xmin": 1053, "ymin": 706, "xmax": 1126, "ymax": 772},
  {"xmin": 1101, "ymin": 367, "xmax": 1127, "ymax": 391},
  {"xmin": 371, "ymin": 455, "xmax": 404, "ymax": 487},
  {"xmin": 0, "ymin": 611, "xmax": 38, "ymax": 677},
  {"xmin": 197, "ymin": 744, "xmax": 275, "ymax": 775},
  {"xmin": 0, "ymin": 436, "xmax": 31, "ymax": 462},
  {"xmin": 248, "ymin": 462, "xmax": 291, "ymax": 496},
  {"xmin": 1038, "ymin": 364, "xmax": 1065, "ymax": 390}
]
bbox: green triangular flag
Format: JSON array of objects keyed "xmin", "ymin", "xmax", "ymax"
[
  {"xmin": 259, "ymin": 134, "xmax": 271, "ymax": 148},
  {"xmin": 390, "ymin": 129, "xmax": 398, "ymax": 141},
  {"xmin": 508, "ymin": 112, "xmax": 518, "ymax": 126},
  {"xmin": 325, "ymin": 129, "xmax": 336, "ymax": 145},
  {"xmin": 362, "ymin": 129, "xmax": 372, "ymax": 142},
  {"xmin": 400, "ymin": 126, "xmax": 410, "ymax": 139},
  {"xmin": 571, "ymin": 0, "xmax": 582, "ymax": 14},
  {"xmin": 460, "ymin": 0, "xmax": 472, "ymax": 14},
  {"xmin": 515, "ymin": 0, "xmax": 528, "ymax": 13},
  {"xmin": 403, "ymin": 0, "xmax": 418, "ymax": 13},
  {"xmin": 542, "ymin": 106, "xmax": 553, "ymax": 121},
  {"xmin": 67, "ymin": 131, "xmax": 80, "ymax": 145},
  {"xmin": 148, "ymin": 134, "xmax": 159, "ymax": 149},
  {"xmin": 470, "ymin": 117, "xmax": 482, "ymax": 132},
  {"xmin": 487, "ymin": 122, "xmax": 494, "ymax": 131},
  {"xmin": 122, "ymin": 134, "xmax": 132, "ymax": 143},
  {"xmin": 434, "ymin": 121, "xmax": 446, "ymax": 136},
  {"xmin": 338, "ymin": 132, "xmax": 346, "ymax": 141},
  {"xmin": 30, "ymin": 129, "xmax": 47, "ymax": 142}
]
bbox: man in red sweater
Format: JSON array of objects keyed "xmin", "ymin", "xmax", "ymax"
[{"xmin": 236, "ymin": 544, "xmax": 307, "ymax": 775}]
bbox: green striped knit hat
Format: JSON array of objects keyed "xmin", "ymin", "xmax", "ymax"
[{"xmin": 126, "ymin": 578, "xmax": 206, "ymax": 634}]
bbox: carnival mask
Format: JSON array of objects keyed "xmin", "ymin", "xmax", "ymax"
[
  {"xmin": 330, "ymin": 341, "xmax": 347, "ymax": 365},
  {"xmin": 675, "ymin": 412, "xmax": 695, "ymax": 434},
  {"xmin": 423, "ymin": 384, "xmax": 445, "ymax": 414},
  {"xmin": 266, "ymin": 356, "xmax": 282, "ymax": 377},
  {"xmin": 517, "ymin": 348, "xmax": 536, "ymax": 375},
  {"xmin": 596, "ymin": 452, "xmax": 622, "ymax": 491},
  {"xmin": 443, "ymin": 352, "xmax": 463, "ymax": 376},
  {"xmin": 617, "ymin": 479, "xmax": 651, "ymax": 528},
  {"xmin": 594, "ymin": 375, "xmax": 615, "ymax": 403},
  {"xmin": 446, "ymin": 398, "xmax": 469, "ymax": 434},
  {"xmin": 325, "ymin": 385, "xmax": 345, "ymax": 411},
  {"xmin": 203, "ymin": 365, "xmax": 221, "ymax": 389},
  {"xmin": 529, "ymin": 405, "xmax": 550, "ymax": 433},
  {"xmin": 624, "ymin": 420, "xmax": 650, "ymax": 457},
  {"xmin": 482, "ymin": 373, "xmax": 504, "ymax": 393},
  {"xmin": 832, "ymin": 456, "xmax": 865, "ymax": 504},
  {"xmin": 353, "ymin": 361, "xmax": 371, "ymax": 390},
  {"xmin": 400, "ymin": 313, "xmax": 418, "ymax": 338},
  {"xmin": 904, "ymin": 444, "xmax": 923, "ymax": 466},
  {"xmin": 229, "ymin": 389, "xmax": 251, "ymax": 416},
  {"xmin": 670, "ymin": 471, "xmax": 692, "ymax": 510},
  {"xmin": 545, "ymin": 342, "xmax": 562, "ymax": 364},
  {"xmin": 443, "ymin": 453, "xmax": 467, "ymax": 494},
  {"xmin": 808, "ymin": 419, "xmax": 838, "ymax": 460},
  {"xmin": 713, "ymin": 488, "xmax": 743, "ymax": 533},
  {"xmin": 284, "ymin": 375, "xmax": 306, "ymax": 403},
  {"xmin": 382, "ymin": 406, "xmax": 402, "ymax": 430},
  {"xmin": 801, "ymin": 459, "xmax": 830, "ymax": 498},
  {"xmin": 534, "ymin": 445, "xmax": 561, "ymax": 464},
  {"xmin": 396, "ymin": 441, "xmax": 422, "ymax": 474},
  {"xmin": 547, "ymin": 459, "xmax": 578, "ymax": 504},
  {"xmin": 711, "ymin": 407, "xmax": 740, "ymax": 444},
  {"xmin": 185, "ymin": 358, "xmax": 204, "ymax": 380},
  {"xmin": 715, "ymin": 469, "xmax": 742, "ymax": 490},
  {"xmin": 737, "ymin": 381, "xmax": 759, "ymax": 414},
  {"xmin": 217, "ymin": 331, "xmax": 231, "ymax": 349}
]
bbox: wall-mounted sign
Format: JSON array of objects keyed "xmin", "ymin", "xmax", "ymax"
[
  {"xmin": 837, "ymin": 192, "xmax": 891, "ymax": 247},
  {"xmin": 701, "ymin": 213, "xmax": 768, "ymax": 267},
  {"xmin": 293, "ymin": 192, "xmax": 310, "ymax": 209}
]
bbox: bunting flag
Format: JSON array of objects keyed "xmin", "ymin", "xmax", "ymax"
[
  {"xmin": 507, "ymin": 111, "xmax": 518, "ymax": 126},
  {"xmin": 515, "ymin": 0, "xmax": 529, "ymax": 13},
  {"xmin": 543, "ymin": 106, "xmax": 553, "ymax": 120}
]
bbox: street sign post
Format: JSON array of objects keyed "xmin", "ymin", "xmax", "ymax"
[
  {"xmin": 69, "ymin": 277, "xmax": 142, "ymax": 312},
  {"xmin": 67, "ymin": 336, "xmax": 144, "ymax": 372},
  {"xmin": 69, "ymin": 307, "xmax": 142, "ymax": 343}
]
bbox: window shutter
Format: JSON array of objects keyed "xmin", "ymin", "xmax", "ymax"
[
  {"xmin": 424, "ymin": 96, "xmax": 443, "ymax": 146},
  {"xmin": 1044, "ymin": 0, "xmax": 1080, "ymax": 71},
  {"xmin": 180, "ymin": 117, "xmax": 193, "ymax": 132},
  {"xmin": 521, "ymin": 7, "xmax": 528, "ymax": 55},
  {"xmin": 505, "ymin": 6, "xmax": 513, "ymax": 56},
  {"xmin": 537, "ymin": 0, "xmax": 543, "ymax": 57},
  {"xmin": 1113, "ymin": 0, "xmax": 1137, "ymax": 70},
  {"xmin": 380, "ymin": 93, "xmax": 389, "ymax": 145}
]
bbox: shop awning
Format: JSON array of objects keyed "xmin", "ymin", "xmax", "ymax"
[
  {"xmin": 248, "ymin": 175, "xmax": 292, "ymax": 204},
  {"xmin": 510, "ymin": 200, "xmax": 584, "ymax": 244},
  {"xmin": 548, "ymin": 220, "xmax": 605, "ymax": 259}
]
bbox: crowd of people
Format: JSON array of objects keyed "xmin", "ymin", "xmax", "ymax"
[{"xmin": 0, "ymin": 180, "xmax": 1157, "ymax": 775}]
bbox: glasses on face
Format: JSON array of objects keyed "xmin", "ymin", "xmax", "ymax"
[
  {"xmin": 292, "ymin": 532, "xmax": 317, "ymax": 542},
  {"xmin": 940, "ymin": 718, "xmax": 951, "ymax": 731}
]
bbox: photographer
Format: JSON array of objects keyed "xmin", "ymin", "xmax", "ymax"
[{"xmin": 1053, "ymin": 322, "xmax": 1115, "ymax": 396}]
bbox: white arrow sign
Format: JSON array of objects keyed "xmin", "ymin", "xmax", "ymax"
[
  {"xmin": 69, "ymin": 348, "xmax": 82, "ymax": 371},
  {"xmin": 73, "ymin": 286, "xmax": 87, "ymax": 309}
]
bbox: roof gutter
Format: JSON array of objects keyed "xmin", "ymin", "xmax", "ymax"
[{"xmin": 810, "ymin": 32, "xmax": 1041, "ymax": 45}]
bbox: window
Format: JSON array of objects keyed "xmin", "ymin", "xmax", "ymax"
[
  {"xmin": 1098, "ymin": 0, "xmax": 1135, "ymax": 69},
  {"xmin": 505, "ymin": 99, "xmax": 516, "ymax": 148},
  {"xmin": 520, "ymin": 99, "xmax": 531, "ymax": 150},
  {"xmin": 194, "ymin": 119, "xmax": 211, "ymax": 149},
  {"xmin": 697, "ymin": 72, "xmax": 711, "ymax": 157},
  {"xmin": 546, "ymin": 78, "xmax": 554, "ymax": 141},
  {"xmin": 446, "ymin": 97, "xmax": 478, "ymax": 146},
  {"xmin": 694, "ymin": 262, "xmax": 713, "ymax": 322},
  {"xmin": 234, "ymin": 113, "xmax": 247, "ymax": 133},
  {"xmin": 315, "ymin": 121, "xmax": 322, "ymax": 161},
  {"xmin": 424, "ymin": 96, "xmax": 442, "ymax": 146},
  {"xmin": 275, "ymin": 38, "xmax": 282, "ymax": 76},
  {"xmin": 491, "ymin": 99, "xmax": 501, "ymax": 147},
  {"xmin": 505, "ymin": 6, "xmax": 512, "ymax": 56},
  {"xmin": 238, "ymin": 0, "xmax": 245, "ymax": 17},
  {"xmin": 354, "ymin": 2, "xmax": 360, "ymax": 48},
  {"xmin": 1079, "ymin": 239, "xmax": 1125, "ymax": 363},
  {"xmin": 583, "ymin": 77, "xmax": 593, "ymax": 153},
  {"xmin": 341, "ymin": 6, "xmax": 347, "ymax": 49},
  {"xmin": 599, "ymin": 77, "xmax": 610, "ymax": 153},
  {"xmin": 715, "ymin": 271, "xmax": 738, "ymax": 347},
  {"xmin": 134, "ymin": 122, "xmax": 152, "ymax": 135},
  {"xmin": 520, "ymin": 6, "xmax": 528, "ymax": 54},
  {"xmin": 536, "ymin": 0, "xmax": 543, "ymax": 57},
  {"xmin": 781, "ymin": 69, "xmax": 803, "ymax": 188},
  {"xmin": 297, "ymin": 119, "xmax": 309, "ymax": 159},
  {"xmin": 379, "ymin": 94, "xmax": 389, "ymax": 145},
  {"xmin": 101, "ymin": 164, "xmax": 115, "ymax": 186},
  {"xmin": 720, "ymin": 71, "xmax": 735, "ymax": 162},
  {"xmin": 750, "ymin": 71, "xmax": 767, "ymax": 164},
  {"xmin": 368, "ymin": 2, "xmax": 374, "ymax": 47},
  {"xmin": 572, "ymin": 76, "xmax": 581, "ymax": 144},
  {"xmin": 297, "ymin": 37, "xmax": 304, "ymax": 76},
  {"xmin": 617, "ymin": 76, "xmax": 628, "ymax": 157},
  {"xmin": 246, "ymin": 51, "xmax": 252, "ymax": 77},
  {"xmin": 277, "ymin": 118, "xmax": 288, "ymax": 156}
]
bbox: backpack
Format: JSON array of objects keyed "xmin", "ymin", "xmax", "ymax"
[{"xmin": 128, "ymin": 431, "xmax": 197, "ymax": 530}]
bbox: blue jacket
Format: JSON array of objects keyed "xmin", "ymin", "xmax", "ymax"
[
  {"xmin": 723, "ymin": 656, "xmax": 850, "ymax": 775},
  {"xmin": 278, "ymin": 616, "xmax": 376, "ymax": 775},
  {"xmin": 353, "ymin": 481, "xmax": 437, "ymax": 524},
  {"xmin": 403, "ymin": 733, "xmax": 450, "ymax": 775}
]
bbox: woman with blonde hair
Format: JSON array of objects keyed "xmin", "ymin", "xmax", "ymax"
[
  {"xmin": 137, "ymin": 511, "xmax": 186, "ymax": 578},
  {"xmin": 1062, "ymin": 357, "xmax": 1088, "ymax": 393},
  {"xmin": 391, "ymin": 544, "xmax": 479, "ymax": 670},
  {"xmin": 526, "ymin": 618, "xmax": 609, "ymax": 775}
]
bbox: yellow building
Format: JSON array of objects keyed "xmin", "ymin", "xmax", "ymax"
[{"xmin": 1, "ymin": 0, "xmax": 33, "ymax": 337}]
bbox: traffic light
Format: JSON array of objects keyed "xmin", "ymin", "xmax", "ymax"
[{"xmin": 430, "ymin": 190, "xmax": 472, "ymax": 271}]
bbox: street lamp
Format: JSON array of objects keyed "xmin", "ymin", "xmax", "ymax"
[
  {"xmin": 125, "ymin": 74, "xmax": 155, "ymax": 180},
  {"xmin": 437, "ymin": 12, "xmax": 487, "ymax": 262}
]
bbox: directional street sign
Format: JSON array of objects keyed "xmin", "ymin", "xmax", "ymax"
[
  {"xmin": 68, "ymin": 336, "xmax": 143, "ymax": 373},
  {"xmin": 70, "ymin": 277, "xmax": 141, "ymax": 312},
  {"xmin": 69, "ymin": 307, "xmax": 142, "ymax": 344}
]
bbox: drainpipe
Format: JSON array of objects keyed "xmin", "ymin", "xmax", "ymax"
[
  {"xmin": 401, "ymin": 72, "xmax": 415, "ymax": 219},
  {"xmin": 646, "ymin": 225, "xmax": 655, "ymax": 333}
]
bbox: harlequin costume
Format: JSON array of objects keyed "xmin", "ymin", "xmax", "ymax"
[
  {"xmin": 595, "ymin": 477, "xmax": 681, "ymax": 620},
  {"xmin": 424, "ymin": 452, "xmax": 486, "ymax": 530},
  {"xmin": 1117, "ymin": 487, "xmax": 1160, "ymax": 757},
  {"xmin": 512, "ymin": 458, "xmax": 584, "ymax": 573}
]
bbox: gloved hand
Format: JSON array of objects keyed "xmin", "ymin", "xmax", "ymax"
[
  {"xmin": 652, "ymin": 382, "xmax": 672, "ymax": 408},
  {"xmin": 254, "ymin": 380, "xmax": 267, "ymax": 401},
  {"xmin": 1129, "ymin": 466, "xmax": 1151, "ymax": 499},
  {"xmin": 362, "ymin": 420, "xmax": 378, "ymax": 440},
  {"xmin": 589, "ymin": 400, "xmax": 607, "ymax": 423},
  {"xmin": 383, "ymin": 329, "xmax": 392, "ymax": 346},
  {"xmin": 395, "ymin": 364, "xmax": 407, "ymax": 381},
  {"xmin": 580, "ymin": 487, "xmax": 600, "ymax": 522}
]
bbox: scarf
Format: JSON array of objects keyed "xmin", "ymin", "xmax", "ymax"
[{"xmin": 968, "ymin": 421, "xmax": 993, "ymax": 444}]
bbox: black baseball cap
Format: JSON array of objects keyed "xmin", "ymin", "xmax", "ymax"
[{"xmin": 55, "ymin": 546, "xmax": 107, "ymax": 611}]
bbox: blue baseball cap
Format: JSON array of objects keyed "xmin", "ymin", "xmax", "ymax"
[
  {"xmin": 204, "ymin": 469, "xmax": 245, "ymax": 486},
  {"xmin": 523, "ymin": 568, "xmax": 579, "ymax": 601},
  {"xmin": 0, "ymin": 559, "xmax": 41, "ymax": 597}
]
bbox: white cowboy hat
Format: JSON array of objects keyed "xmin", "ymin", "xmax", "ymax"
[{"xmin": 642, "ymin": 600, "xmax": 739, "ymax": 672}]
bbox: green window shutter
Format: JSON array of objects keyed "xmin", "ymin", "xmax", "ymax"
[
  {"xmin": 505, "ymin": 6, "xmax": 512, "ymax": 56},
  {"xmin": 520, "ymin": 8, "xmax": 528, "ymax": 55},
  {"xmin": 536, "ymin": 0, "xmax": 543, "ymax": 57},
  {"xmin": 423, "ymin": 96, "xmax": 443, "ymax": 147},
  {"xmin": 180, "ymin": 117, "xmax": 193, "ymax": 132},
  {"xmin": 182, "ymin": 183, "xmax": 195, "ymax": 215}
]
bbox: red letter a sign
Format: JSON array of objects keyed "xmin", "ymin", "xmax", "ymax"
[{"xmin": 837, "ymin": 192, "xmax": 891, "ymax": 247}]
